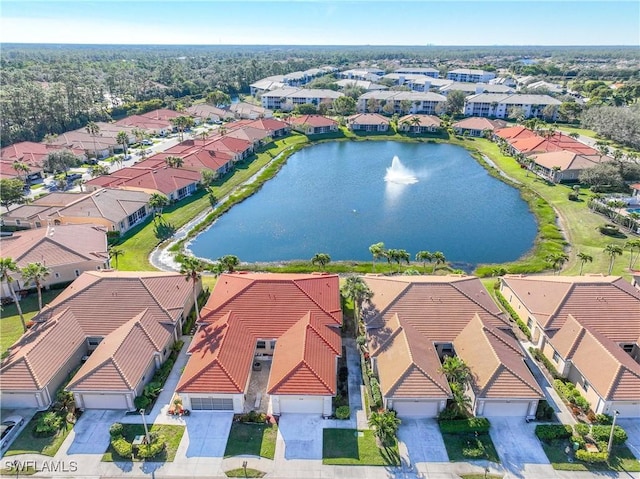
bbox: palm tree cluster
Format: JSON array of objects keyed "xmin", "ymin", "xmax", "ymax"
[
  {"xmin": 341, "ymin": 276, "xmax": 373, "ymax": 337},
  {"xmin": 439, "ymin": 355, "xmax": 473, "ymax": 418},
  {"xmin": 369, "ymin": 242, "xmax": 447, "ymax": 274},
  {"xmin": 368, "ymin": 409, "xmax": 401, "ymax": 446}
]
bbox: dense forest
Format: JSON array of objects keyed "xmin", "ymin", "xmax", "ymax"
[{"xmin": 1, "ymin": 44, "xmax": 639, "ymax": 147}]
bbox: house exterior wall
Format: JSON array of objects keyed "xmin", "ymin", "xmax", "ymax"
[
  {"xmin": 542, "ymin": 340, "xmax": 570, "ymax": 377},
  {"xmin": 500, "ymin": 282, "xmax": 543, "ymax": 345}
]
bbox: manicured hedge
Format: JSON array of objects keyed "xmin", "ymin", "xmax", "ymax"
[
  {"xmin": 575, "ymin": 449, "xmax": 608, "ymax": 463},
  {"xmin": 335, "ymin": 406, "xmax": 350, "ymax": 420},
  {"xmin": 574, "ymin": 423, "xmax": 590, "ymax": 437},
  {"xmin": 591, "ymin": 425, "xmax": 627, "ymax": 445},
  {"xmin": 136, "ymin": 436, "xmax": 165, "ymax": 459},
  {"xmin": 495, "ymin": 290, "xmax": 531, "ymax": 340},
  {"xmin": 535, "ymin": 424, "xmax": 573, "ymax": 441},
  {"xmin": 111, "ymin": 437, "xmax": 132, "ymax": 458},
  {"xmin": 528, "ymin": 347, "xmax": 561, "ymax": 380},
  {"xmin": 439, "ymin": 418, "xmax": 491, "ymax": 434},
  {"xmin": 553, "ymin": 380, "xmax": 590, "ymax": 411}
]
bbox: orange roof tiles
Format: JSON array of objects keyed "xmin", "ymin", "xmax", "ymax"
[
  {"xmin": 177, "ymin": 273, "xmax": 342, "ymax": 396},
  {"xmin": 495, "ymin": 125, "xmax": 536, "ymax": 141},
  {"xmin": 289, "ymin": 115, "xmax": 338, "ymax": 128},
  {"xmin": 453, "ymin": 117, "xmax": 505, "ymax": 131}
]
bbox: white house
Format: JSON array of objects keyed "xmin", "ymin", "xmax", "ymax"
[{"xmin": 463, "ymin": 93, "xmax": 562, "ymax": 119}]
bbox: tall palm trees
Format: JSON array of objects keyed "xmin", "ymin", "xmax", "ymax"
[
  {"xmin": 148, "ymin": 193, "xmax": 170, "ymax": 221},
  {"xmin": 108, "ymin": 246, "xmax": 125, "ymax": 269},
  {"xmin": 86, "ymin": 121, "xmax": 100, "ymax": 160},
  {"xmin": 625, "ymin": 239, "xmax": 640, "ymax": 270},
  {"xmin": 179, "ymin": 256, "xmax": 204, "ymax": 320},
  {"xmin": 0, "ymin": 258, "xmax": 26, "ymax": 332},
  {"xmin": 415, "ymin": 251, "xmax": 433, "ymax": 273},
  {"xmin": 432, "ymin": 251, "xmax": 446, "ymax": 274},
  {"xmin": 171, "ymin": 116, "xmax": 195, "ymax": 142},
  {"xmin": 21, "ymin": 262, "xmax": 51, "ymax": 313},
  {"xmin": 12, "ymin": 161, "xmax": 30, "ymax": 183},
  {"xmin": 368, "ymin": 242, "xmax": 386, "ymax": 273},
  {"xmin": 439, "ymin": 355, "xmax": 472, "ymax": 417},
  {"xmin": 604, "ymin": 244, "xmax": 623, "ymax": 275},
  {"xmin": 341, "ymin": 276, "xmax": 373, "ymax": 336},
  {"xmin": 311, "ymin": 253, "xmax": 331, "ymax": 271},
  {"xmin": 218, "ymin": 255, "xmax": 240, "ymax": 273},
  {"xmin": 116, "ymin": 131, "xmax": 129, "ymax": 158},
  {"xmin": 368, "ymin": 410, "xmax": 401, "ymax": 446},
  {"xmin": 546, "ymin": 252, "xmax": 568, "ymax": 274},
  {"xmin": 165, "ymin": 156, "xmax": 184, "ymax": 168},
  {"xmin": 576, "ymin": 252, "xmax": 593, "ymax": 275}
]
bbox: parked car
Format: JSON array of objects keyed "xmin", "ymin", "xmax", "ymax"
[
  {"xmin": 66, "ymin": 173, "xmax": 82, "ymax": 182},
  {"xmin": 0, "ymin": 415, "xmax": 24, "ymax": 451},
  {"xmin": 141, "ymin": 139, "xmax": 153, "ymax": 146}
]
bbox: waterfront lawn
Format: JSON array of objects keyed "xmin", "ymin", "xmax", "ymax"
[
  {"xmin": 1, "ymin": 289, "xmax": 64, "ymax": 355},
  {"xmin": 322, "ymin": 429, "xmax": 400, "ymax": 466},
  {"xmin": 224, "ymin": 423, "xmax": 277, "ymax": 459},
  {"xmin": 541, "ymin": 441, "xmax": 639, "ymax": 472},
  {"xmin": 116, "ymin": 134, "xmax": 308, "ymax": 271}
]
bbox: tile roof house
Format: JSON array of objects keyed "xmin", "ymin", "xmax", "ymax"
[
  {"xmin": 500, "ymin": 275, "xmax": 640, "ymax": 417},
  {"xmin": 397, "ymin": 114, "xmax": 441, "ymax": 133},
  {"xmin": 452, "ymin": 117, "xmax": 506, "ymax": 137},
  {"xmin": 0, "ymin": 224, "xmax": 109, "ymax": 298},
  {"xmin": 228, "ymin": 102, "xmax": 273, "ymax": 120},
  {"xmin": 186, "ymin": 104, "xmax": 233, "ymax": 123},
  {"xmin": 288, "ymin": 115, "xmax": 338, "ymax": 135},
  {"xmin": 1, "ymin": 188, "xmax": 151, "ymax": 234},
  {"xmin": 364, "ymin": 275, "xmax": 543, "ymax": 418},
  {"xmin": 0, "ymin": 142, "xmax": 84, "ymax": 181},
  {"xmin": 529, "ymin": 150, "xmax": 604, "ymax": 182},
  {"xmin": 0, "ymin": 271, "xmax": 198, "ymax": 411},
  {"xmin": 115, "ymin": 115, "xmax": 173, "ymax": 137},
  {"xmin": 347, "ymin": 113, "xmax": 390, "ymax": 132},
  {"xmin": 49, "ymin": 122, "xmax": 137, "ymax": 159},
  {"xmin": 176, "ymin": 273, "xmax": 342, "ymax": 416},
  {"xmin": 261, "ymin": 88, "xmax": 343, "ymax": 112}
]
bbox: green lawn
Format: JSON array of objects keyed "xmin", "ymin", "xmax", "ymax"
[
  {"xmin": 441, "ymin": 432, "xmax": 500, "ymax": 463},
  {"xmin": 0, "ymin": 465, "xmax": 37, "ymax": 476},
  {"xmin": 1, "ymin": 289, "xmax": 64, "ymax": 355},
  {"xmin": 4, "ymin": 413, "xmax": 73, "ymax": 457},
  {"xmin": 322, "ymin": 429, "xmax": 400, "ymax": 466},
  {"xmin": 224, "ymin": 423, "xmax": 278, "ymax": 459},
  {"xmin": 225, "ymin": 468, "xmax": 266, "ymax": 478},
  {"xmin": 117, "ymin": 134, "xmax": 308, "ymax": 271},
  {"xmin": 459, "ymin": 475, "xmax": 503, "ymax": 479},
  {"xmin": 102, "ymin": 424, "xmax": 185, "ymax": 462},
  {"xmin": 541, "ymin": 440, "xmax": 640, "ymax": 472}
]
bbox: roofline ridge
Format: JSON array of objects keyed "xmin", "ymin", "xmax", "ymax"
[
  {"xmin": 22, "ymin": 356, "xmax": 44, "ymax": 389},
  {"xmin": 138, "ymin": 276, "xmax": 176, "ymax": 321},
  {"xmin": 375, "ymin": 281, "xmax": 412, "ymax": 318},
  {"xmin": 305, "ymin": 315, "xmax": 340, "ymax": 355},
  {"xmin": 451, "ymin": 279, "xmax": 506, "ymax": 323},
  {"xmin": 292, "ymin": 277, "xmax": 342, "ymax": 323},
  {"xmin": 203, "ymin": 276, "xmax": 255, "ymax": 317},
  {"xmin": 42, "ymin": 235, "xmax": 96, "ymax": 262},
  {"xmin": 111, "ymin": 357, "xmax": 135, "ymax": 389},
  {"xmin": 371, "ymin": 322, "xmax": 403, "ymax": 357}
]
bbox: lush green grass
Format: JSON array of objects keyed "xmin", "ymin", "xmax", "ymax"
[
  {"xmin": 117, "ymin": 134, "xmax": 308, "ymax": 271},
  {"xmin": 224, "ymin": 423, "xmax": 278, "ymax": 459},
  {"xmin": 4, "ymin": 414, "xmax": 74, "ymax": 457},
  {"xmin": 0, "ymin": 465, "xmax": 37, "ymax": 476},
  {"xmin": 1, "ymin": 290, "xmax": 64, "ymax": 355},
  {"xmin": 102, "ymin": 424, "xmax": 185, "ymax": 462},
  {"xmin": 322, "ymin": 429, "xmax": 400, "ymax": 466},
  {"xmin": 225, "ymin": 468, "xmax": 266, "ymax": 478},
  {"xmin": 541, "ymin": 440, "xmax": 640, "ymax": 472},
  {"xmin": 442, "ymin": 432, "xmax": 500, "ymax": 463}
]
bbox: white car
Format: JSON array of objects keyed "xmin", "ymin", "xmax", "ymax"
[{"xmin": 0, "ymin": 415, "xmax": 24, "ymax": 451}]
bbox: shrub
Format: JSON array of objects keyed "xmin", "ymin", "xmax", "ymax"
[
  {"xmin": 591, "ymin": 425, "xmax": 627, "ymax": 445},
  {"xmin": 439, "ymin": 418, "xmax": 491, "ymax": 434},
  {"xmin": 571, "ymin": 435, "xmax": 586, "ymax": 449},
  {"xmin": 136, "ymin": 437, "xmax": 165, "ymax": 459},
  {"xmin": 495, "ymin": 291, "xmax": 531, "ymax": 340},
  {"xmin": 111, "ymin": 437, "xmax": 132, "ymax": 458},
  {"xmin": 34, "ymin": 412, "xmax": 64, "ymax": 436},
  {"xmin": 574, "ymin": 423, "xmax": 590, "ymax": 437},
  {"xmin": 335, "ymin": 406, "xmax": 350, "ymax": 420},
  {"xmin": 535, "ymin": 424, "xmax": 573, "ymax": 441},
  {"xmin": 171, "ymin": 340, "xmax": 184, "ymax": 353},
  {"xmin": 595, "ymin": 413, "xmax": 613, "ymax": 425},
  {"xmin": 535, "ymin": 400, "xmax": 554, "ymax": 420},
  {"xmin": 438, "ymin": 407, "xmax": 465, "ymax": 421},
  {"xmin": 568, "ymin": 191, "xmax": 579, "ymax": 201},
  {"xmin": 529, "ymin": 347, "xmax": 561, "ymax": 380},
  {"xmin": 575, "ymin": 449, "xmax": 608, "ymax": 463},
  {"xmin": 134, "ymin": 395, "xmax": 151, "ymax": 411},
  {"xmin": 462, "ymin": 444, "xmax": 486, "ymax": 458},
  {"xmin": 369, "ymin": 377, "xmax": 382, "ymax": 407},
  {"xmin": 109, "ymin": 422, "xmax": 124, "ymax": 438}
]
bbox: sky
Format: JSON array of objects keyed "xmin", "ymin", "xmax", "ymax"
[{"xmin": 0, "ymin": 0, "xmax": 638, "ymax": 46}]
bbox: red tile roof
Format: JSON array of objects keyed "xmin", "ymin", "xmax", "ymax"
[
  {"xmin": 289, "ymin": 115, "xmax": 338, "ymax": 128},
  {"xmin": 453, "ymin": 117, "xmax": 505, "ymax": 131},
  {"xmin": 494, "ymin": 125, "xmax": 537, "ymax": 141},
  {"xmin": 85, "ymin": 166, "xmax": 201, "ymax": 195},
  {"xmin": 115, "ymin": 115, "xmax": 172, "ymax": 131},
  {"xmin": 177, "ymin": 273, "xmax": 342, "ymax": 396},
  {"xmin": 141, "ymin": 109, "xmax": 183, "ymax": 122},
  {"xmin": 348, "ymin": 113, "xmax": 390, "ymax": 126}
]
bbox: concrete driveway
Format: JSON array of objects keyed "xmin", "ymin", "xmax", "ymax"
[
  {"xmin": 66, "ymin": 409, "xmax": 124, "ymax": 455},
  {"xmin": 397, "ymin": 418, "xmax": 448, "ymax": 464},
  {"xmin": 487, "ymin": 417, "xmax": 550, "ymax": 478},
  {"xmin": 182, "ymin": 412, "xmax": 233, "ymax": 458},
  {"xmin": 619, "ymin": 419, "xmax": 640, "ymax": 460},
  {"xmin": 277, "ymin": 414, "xmax": 323, "ymax": 460}
]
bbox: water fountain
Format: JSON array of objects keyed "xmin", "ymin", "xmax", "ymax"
[{"xmin": 384, "ymin": 155, "xmax": 418, "ymax": 184}]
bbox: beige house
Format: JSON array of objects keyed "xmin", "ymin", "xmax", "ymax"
[
  {"xmin": 0, "ymin": 224, "xmax": 108, "ymax": 298},
  {"xmin": 500, "ymin": 275, "xmax": 640, "ymax": 417},
  {"xmin": 364, "ymin": 275, "xmax": 543, "ymax": 418},
  {"xmin": 529, "ymin": 150, "xmax": 604, "ymax": 183},
  {"xmin": 347, "ymin": 113, "xmax": 390, "ymax": 132},
  {"xmin": 0, "ymin": 271, "xmax": 198, "ymax": 411},
  {"xmin": 397, "ymin": 114, "xmax": 441, "ymax": 133}
]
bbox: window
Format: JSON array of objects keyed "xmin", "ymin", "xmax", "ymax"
[
  {"xmin": 270, "ymin": 340, "xmax": 276, "ymax": 350},
  {"xmin": 527, "ymin": 317, "xmax": 534, "ymax": 329},
  {"xmin": 75, "ymin": 270, "xmax": 80, "ymax": 277},
  {"xmin": 87, "ymin": 337, "xmax": 102, "ymax": 347},
  {"xmin": 552, "ymin": 351, "xmax": 560, "ymax": 363},
  {"xmin": 15, "ymin": 220, "xmax": 21, "ymax": 226},
  {"xmin": 256, "ymin": 341, "xmax": 266, "ymax": 349},
  {"xmin": 583, "ymin": 381, "xmax": 589, "ymax": 392},
  {"xmin": 54, "ymin": 272, "xmax": 60, "ymax": 278}
]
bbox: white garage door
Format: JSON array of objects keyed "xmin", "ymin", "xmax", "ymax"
[
  {"xmin": 482, "ymin": 401, "xmax": 530, "ymax": 417},
  {"xmin": 393, "ymin": 400, "xmax": 439, "ymax": 418},
  {"xmin": 279, "ymin": 397, "xmax": 324, "ymax": 414},
  {"xmin": 81, "ymin": 393, "xmax": 129, "ymax": 410},
  {"xmin": 0, "ymin": 393, "xmax": 39, "ymax": 408},
  {"xmin": 191, "ymin": 397, "xmax": 234, "ymax": 410},
  {"xmin": 611, "ymin": 402, "xmax": 640, "ymax": 418}
]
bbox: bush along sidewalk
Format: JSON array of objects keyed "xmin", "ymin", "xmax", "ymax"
[{"xmin": 133, "ymin": 339, "xmax": 184, "ymax": 413}]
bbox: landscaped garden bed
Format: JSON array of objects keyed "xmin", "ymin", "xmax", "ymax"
[
  {"xmin": 225, "ymin": 468, "xmax": 266, "ymax": 478},
  {"xmin": 439, "ymin": 418, "xmax": 499, "ymax": 463},
  {"xmin": 224, "ymin": 422, "xmax": 278, "ymax": 459},
  {"xmin": 3, "ymin": 411, "xmax": 74, "ymax": 457},
  {"xmin": 102, "ymin": 423, "xmax": 185, "ymax": 462},
  {"xmin": 322, "ymin": 428, "xmax": 400, "ymax": 466}
]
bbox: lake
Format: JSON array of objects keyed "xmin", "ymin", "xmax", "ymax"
[{"xmin": 189, "ymin": 141, "xmax": 537, "ymax": 268}]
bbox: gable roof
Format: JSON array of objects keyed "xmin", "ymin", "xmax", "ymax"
[
  {"xmin": 348, "ymin": 113, "xmax": 390, "ymax": 126},
  {"xmin": 177, "ymin": 273, "xmax": 342, "ymax": 396},
  {"xmin": 288, "ymin": 115, "xmax": 338, "ymax": 128},
  {"xmin": 398, "ymin": 115, "xmax": 441, "ymax": 127},
  {"xmin": 453, "ymin": 117, "xmax": 506, "ymax": 131},
  {"xmin": 531, "ymin": 150, "xmax": 603, "ymax": 171}
]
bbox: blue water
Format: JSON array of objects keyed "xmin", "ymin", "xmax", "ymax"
[
  {"xmin": 628, "ymin": 208, "xmax": 640, "ymax": 214},
  {"xmin": 189, "ymin": 141, "xmax": 537, "ymax": 266}
]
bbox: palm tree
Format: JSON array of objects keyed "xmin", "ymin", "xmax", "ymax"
[
  {"xmin": 546, "ymin": 252, "xmax": 569, "ymax": 274},
  {"xmin": 85, "ymin": 121, "xmax": 100, "ymax": 160},
  {"xmin": 12, "ymin": 161, "xmax": 30, "ymax": 183},
  {"xmin": 0, "ymin": 258, "xmax": 27, "ymax": 332},
  {"xmin": 625, "ymin": 239, "xmax": 640, "ymax": 270},
  {"xmin": 311, "ymin": 253, "xmax": 331, "ymax": 271},
  {"xmin": 179, "ymin": 256, "xmax": 204, "ymax": 320},
  {"xmin": 89, "ymin": 164, "xmax": 110, "ymax": 177},
  {"xmin": 415, "ymin": 251, "xmax": 433, "ymax": 273},
  {"xmin": 148, "ymin": 193, "xmax": 170, "ymax": 221},
  {"xmin": 604, "ymin": 244, "xmax": 623, "ymax": 275},
  {"xmin": 568, "ymin": 132, "xmax": 580, "ymax": 140},
  {"xmin": 21, "ymin": 262, "xmax": 51, "ymax": 312},
  {"xmin": 439, "ymin": 355, "xmax": 471, "ymax": 386},
  {"xmin": 219, "ymin": 254, "xmax": 240, "ymax": 273},
  {"xmin": 432, "ymin": 251, "xmax": 446, "ymax": 274},
  {"xmin": 199, "ymin": 130, "xmax": 210, "ymax": 142},
  {"xmin": 368, "ymin": 410, "xmax": 401, "ymax": 446},
  {"xmin": 369, "ymin": 242, "xmax": 386, "ymax": 273},
  {"xmin": 108, "ymin": 246, "xmax": 125, "ymax": 269},
  {"xmin": 396, "ymin": 249, "xmax": 410, "ymax": 272},
  {"xmin": 576, "ymin": 252, "xmax": 593, "ymax": 275},
  {"xmin": 341, "ymin": 276, "xmax": 373, "ymax": 335},
  {"xmin": 171, "ymin": 116, "xmax": 195, "ymax": 142},
  {"xmin": 165, "ymin": 156, "xmax": 184, "ymax": 168},
  {"xmin": 116, "ymin": 131, "xmax": 129, "ymax": 158}
]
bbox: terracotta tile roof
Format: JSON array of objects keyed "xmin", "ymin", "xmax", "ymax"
[
  {"xmin": 245, "ymin": 118, "xmax": 289, "ymax": 134},
  {"xmin": 177, "ymin": 273, "xmax": 342, "ymax": 396},
  {"xmin": 398, "ymin": 115, "xmax": 441, "ymax": 127},
  {"xmin": 531, "ymin": 150, "xmax": 603, "ymax": 171},
  {"xmin": 1, "ymin": 309, "xmax": 86, "ymax": 390},
  {"xmin": 86, "ymin": 167, "xmax": 201, "ymax": 195},
  {"xmin": 141, "ymin": 109, "xmax": 183, "ymax": 122},
  {"xmin": 364, "ymin": 275, "xmax": 517, "ymax": 400},
  {"xmin": 494, "ymin": 125, "xmax": 537, "ymax": 141},
  {"xmin": 67, "ymin": 309, "xmax": 173, "ymax": 391},
  {"xmin": 454, "ymin": 315, "xmax": 543, "ymax": 399},
  {"xmin": 115, "ymin": 115, "xmax": 172, "ymax": 131},
  {"xmin": 348, "ymin": 113, "xmax": 390, "ymax": 126},
  {"xmin": 510, "ymin": 135, "xmax": 563, "ymax": 154},
  {"xmin": 288, "ymin": 115, "xmax": 338, "ymax": 128},
  {"xmin": 206, "ymin": 136, "xmax": 253, "ymax": 155},
  {"xmin": 0, "ymin": 142, "xmax": 85, "ymax": 172},
  {"xmin": 453, "ymin": 117, "xmax": 506, "ymax": 131},
  {"xmin": 225, "ymin": 127, "xmax": 271, "ymax": 144},
  {"xmin": 0, "ymin": 224, "xmax": 108, "ymax": 268}
]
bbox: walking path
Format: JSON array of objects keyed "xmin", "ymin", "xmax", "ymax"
[{"xmin": 482, "ymin": 153, "xmax": 522, "ymax": 185}]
